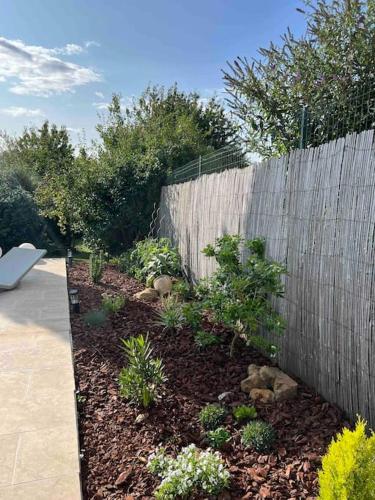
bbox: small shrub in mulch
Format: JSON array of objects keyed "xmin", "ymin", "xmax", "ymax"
[{"xmin": 69, "ymin": 262, "xmax": 346, "ymax": 499}]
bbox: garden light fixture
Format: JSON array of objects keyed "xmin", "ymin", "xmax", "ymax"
[{"xmin": 68, "ymin": 288, "xmax": 80, "ymax": 313}]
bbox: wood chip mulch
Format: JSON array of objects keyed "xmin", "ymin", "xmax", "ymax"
[{"xmin": 69, "ymin": 262, "xmax": 347, "ymax": 499}]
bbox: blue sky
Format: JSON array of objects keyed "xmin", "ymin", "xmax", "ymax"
[{"xmin": 0, "ymin": 0, "xmax": 306, "ymax": 145}]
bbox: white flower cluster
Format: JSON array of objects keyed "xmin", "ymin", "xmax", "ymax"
[{"xmin": 147, "ymin": 444, "xmax": 230, "ymax": 499}]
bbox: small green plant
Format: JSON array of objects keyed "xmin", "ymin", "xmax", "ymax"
[
  {"xmin": 181, "ymin": 302, "xmax": 202, "ymax": 332},
  {"xmin": 83, "ymin": 309, "xmax": 107, "ymax": 327},
  {"xmin": 101, "ymin": 293, "xmax": 126, "ymax": 314},
  {"xmin": 318, "ymin": 417, "xmax": 375, "ymax": 500},
  {"xmin": 233, "ymin": 405, "xmax": 257, "ymax": 423},
  {"xmin": 89, "ymin": 251, "xmax": 104, "ymax": 283},
  {"xmin": 206, "ymin": 427, "xmax": 231, "ymax": 449},
  {"xmin": 199, "ymin": 404, "xmax": 226, "ymax": 431},
  {"xmin": 148, "ymin": 444, "xmax": 230, "ymax": 498},
  {"xmin": 119, "ymin": 334, "xmax": 166, "ymax": 408},
  {"xmin": 172, "ymin": 279, "xmax": 192, "ymax": 301},
  {"xmin": 194, "ymin": 330, "xmax": 221, "ymax": 349},
  {"xmin": 155, "ymin": 297, "xmax": 183, "ymax": 332},
  {"xmin": 241, "ymin": 420, "xmax": 276, "ymax": 452}
]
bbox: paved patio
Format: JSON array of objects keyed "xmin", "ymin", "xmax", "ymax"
[{"xmin": 0, "ymin": 258, "xmax": 81, "ymax": 499}]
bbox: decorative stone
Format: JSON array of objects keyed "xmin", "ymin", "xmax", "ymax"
[
  {"xmin": 133, "ymin": 288, "xmax": 159, "ymax": 301},
  {"xmin": 259, "ymin": 365, "xmax": 283, "ymax": 386},
  {"xmin": 273, "ymin": 373, "xmax": 298, "ymax": 401},
  {"xmin": 247, "ymin": 363, "xmax": 260, "ymax": 376},
  {"xmin": 250, "ymin": 388, "xmax": 275, "ymax": 404},
  {"xmin": 153, "ymin": 275, "xmax": 173, "ymax": 297},
  {"xmin": 241, "ymin": 373, "xmax": 267, "ymax": 393},
  {"xmin": 241, "ymin": 364, "xmax": 298, "ymax": 402}
]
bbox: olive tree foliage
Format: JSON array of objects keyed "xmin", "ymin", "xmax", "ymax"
[
  {"xmin": 75, "ymin": 85, "xmax": 238, "ymax": 252},
  {"xmin": 223, "ymin": 0, "xmax": 375, "ymax": 158}
]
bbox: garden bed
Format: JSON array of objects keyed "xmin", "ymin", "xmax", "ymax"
[{"xmin": 69, "ymin": 262, "xmax": 346, "ymax": 499}]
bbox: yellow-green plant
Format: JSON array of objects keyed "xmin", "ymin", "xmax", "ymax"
[{"xmin": 318, "ymin": 417, "xmax": 375, "ymax": 500}]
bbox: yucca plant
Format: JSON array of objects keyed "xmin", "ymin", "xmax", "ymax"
[
  {"xmin": 89, "ymin": 251, "xmax": 104, "ymax": 284},
  {"xmin": 119, "ymin": 334, "xmax": 166, "ymax": 408},
  {"xmin": 154, "ymin": 297, "xmax": 183, "ymax": 332}
]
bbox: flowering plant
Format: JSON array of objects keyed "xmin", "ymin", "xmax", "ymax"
[{"xmin": 148, "ymin": 444, "xmax": 230, "ymax": 499}]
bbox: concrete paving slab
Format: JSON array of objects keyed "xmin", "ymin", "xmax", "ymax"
[{"xmin": 0, "ymin": 259, "xmax": 81, "ymax": 499}]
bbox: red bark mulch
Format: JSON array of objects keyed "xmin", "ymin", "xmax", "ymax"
[{"xmin": 69, "ymin": 262, "xmax": 347, "ymax": 499}]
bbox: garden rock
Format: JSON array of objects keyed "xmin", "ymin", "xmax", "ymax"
[
  {"xmin": 241, "ymin": 372, "xmax": 267, "ymax": 393},
  {"xmin": 241, "ymin": 365, "xmax": 297, "ymax": 402},
  {"xmin": 133, "ymin": 288, "xmax": 159, "ymax": 301},
  {"xmin": 250, "ymin": 388, "xmax": 275, "ymax": 403},
  {"xmin": 153, "ymin": 275, "xmax": 173, "ymax": 296}
]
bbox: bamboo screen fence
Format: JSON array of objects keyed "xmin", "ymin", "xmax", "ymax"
[{"xmin": 158, "ymin": 129, "xmax": 375, "ymax": 426}]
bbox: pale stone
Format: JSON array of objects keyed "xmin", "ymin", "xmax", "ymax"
[
  {"xmin": 133, "ymin": 288, "xmax": 159, "ymax": 301},
  {"xmin": 259, "ymin": 365, "xmax": 283, "ymax": 386},
  {"xmin": 153, "ymin": 275, "xmax": 173, "ymax": 297},
  {"xmin": 241, "ymin": 373, "xmax": 267, "ymax": 393},
  {"xmin": 247, "ymin": 363, "xmax": 260, "ymax": 376},
  {"xmin": 250, "ymin": 388, "xmax": 275, "ymax": 403},
  {"xmin": 273, "ymin": 373, "xmax": 298, "ymax": 401}
]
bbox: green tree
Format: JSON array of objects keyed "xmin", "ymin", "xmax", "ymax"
[
  {"xmin": 223, "ymin": 0, "xmax": 375, "ymax": 157},
  {"xmin": 78, "ymin": 85, "xmax": 237, "ymax": 252},
  {"xmin": 0, "ymin": 172, "xmax": 48, "ymax": 252},
  {"xmin": 0, "ymin": 123, "xmax": 76, "ymax": 242}
]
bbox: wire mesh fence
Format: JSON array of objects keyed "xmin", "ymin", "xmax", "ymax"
[
  {"xmin": 167, "ymin": 82, "xmax": 375, "ymax": 185},
  {"xmin": 165, "ymin": 146, "xmax": 248, "ymax": 185},
  {"xmin": 299, "ymin": 83, "xmax": 375, "ymax": 149}
]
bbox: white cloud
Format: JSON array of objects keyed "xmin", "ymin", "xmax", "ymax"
[
  {"xmin": 94, "ymin": 91, "xmax": 104, "ymax": 99},
  {"xmin": 0, "ymin": 106, "xmax": 45, "ymax": 117},
  {"xmin": 0, "ymin": 37, "xmax": 101, "ymax": 97},
  {"xmin": 93, "ymin": 101, "xmax": 109, "ymax": 110},
  {"xmin": 85, "ymin": 41, "xmax": 100, "ymax": 49}
]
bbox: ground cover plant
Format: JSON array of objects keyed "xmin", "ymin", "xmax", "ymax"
[
  {"xmin": 147, "ymin": 444, "xmax": 230, "ymax": 498},
  {"xmin": 233, "ymin": 404, "xmax": 258, "ymax": 423},
  {"xmin": 69, "ymin": 261, "xmax": 345, "ymax": 498}
]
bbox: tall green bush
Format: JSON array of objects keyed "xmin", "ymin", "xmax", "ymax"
[
  {"xmin": 199, "ymin": 235, "xmax": 286, "ymax": 356},
  {"xmin": 0, "ymin": 174, "xmax": 47, "ymax": 252},
  {"xmin": 119, "ymin": 237, "xmax": 181, "ymax": 283}
]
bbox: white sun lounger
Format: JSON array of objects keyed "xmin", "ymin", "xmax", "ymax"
[{"xmin": 0, "ymin": 247, "xmax": 47, "ymax": 290}]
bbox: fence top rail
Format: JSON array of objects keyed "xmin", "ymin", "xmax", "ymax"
[{"xmin": 166, "ymin": 145, "xmax": 248, "ymax": 185}]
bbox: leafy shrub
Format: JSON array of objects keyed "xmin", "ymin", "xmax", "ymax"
[
  {"xmin": 148, "ymin": 444, "xmax": 230, "ymax": 498},
  {"xmin": 206, "ymin": 427, "xmax": 231, "ymax": 449},
  {"xmin": 0, "ymin": 173, "xmax": 48, "ymax": 252},
  {"xmin": 119, "ymin": 237, "xmax": 181, "ymax": 284},
  {"xmin": 181, "ymin": 302, "xmax": 202, "ymax": 332},
  {"xmin": 241, "ymin": 420, "xmax": 276, "ymax": 452},
  {"xmin": 101, "ymin": 293, "xmax": 126, "ymax": 314},
  {"xmin": 199, "ymin": 404, "xmax": 226, "ymax": 431},
  {"xmin": 172, "ymin": 279, "xmax": 192, "ymax": 301},
  {"xmin": 89, "ymin": 251, "xmax": 104, "ymax": 283},
  {"xmin": 233, "ymin": 405, "xmax": 257, "ymax": 423},
  {"xmin": 119, "ymin": 334, "xmax": 166, "ymax": 408},
  {"xmin": 318, "ymin": 417, "xmax": 375, "ymax": 500},
  {"xmin": 83, "ymin": 309, "xmax": 107, "ymax": 327},
  {"xmin": 200, "ymin": 235, "xmax": 286, "ymax": 356},
  {"xmin": 155, "ymin": 297, "xmax": 183, "ymax": 332},
  {"xmin": 194, "ymin": 330, "xmax": 221, "ymax": 349}
]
